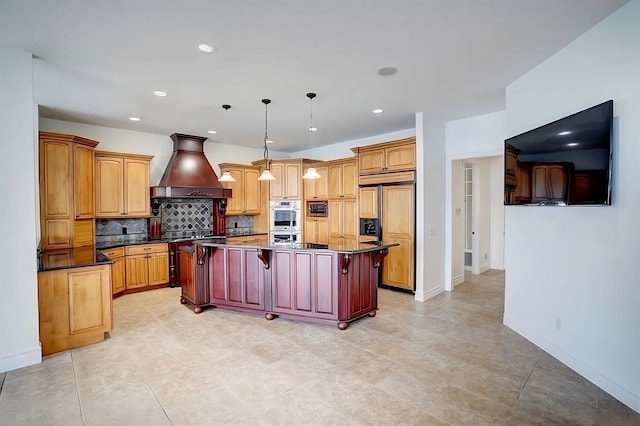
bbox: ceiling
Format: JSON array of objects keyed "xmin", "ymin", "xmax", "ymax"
[{"xmin": 0, "ymin": 0, "xmax": 629, "ymax": 152}]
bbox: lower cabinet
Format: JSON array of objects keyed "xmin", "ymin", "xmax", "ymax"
[
  {"xmin": 531, "ymin": 163, "xmax": 572, "ymax": 203},
  {"xmin": 38, "ymin": 264, "xmax": 112, "ymax": 356},
  {"xmin": 124, "ymin": 243, "xmax": 169, "ymax": 290},
  {"xmin": 304, "ymin": 218, "xmax": 329, "ymax": 244},
  {"xmin": 210, "ymin": 246, "xmax": 266, "ymax": 311},
  {"xmin": 271, "ymin": 249, "xmax": 338, "ymax": 320},
  {"xmin": 101, "ymin": 247, "xmax": 125, "ymax": 295}
]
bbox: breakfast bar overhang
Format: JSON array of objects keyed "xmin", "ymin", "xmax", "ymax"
[{"xmin": 179, "ymin": 241, "xmax": 398, "ymax": 329}]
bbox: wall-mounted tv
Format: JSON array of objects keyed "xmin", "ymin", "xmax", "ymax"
[{"xmin": 504, "ymin": 100, "xmax": 613, "ymax": 206}]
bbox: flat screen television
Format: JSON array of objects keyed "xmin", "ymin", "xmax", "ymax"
[{"xmin": 504, "ymin": 100, "xmax": 613, "ymax": 206}]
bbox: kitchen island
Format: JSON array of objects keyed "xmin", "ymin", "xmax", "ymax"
[{"xmin": 179, "ymin": 240, "xmax": 398, "ymax": 329}]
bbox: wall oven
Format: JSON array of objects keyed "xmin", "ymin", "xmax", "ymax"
[
  {"xmin": 271, "ymin": 231, "xmax": 301, "ymax": 245},
  {"xmin": 270, "ymin": 200, "xmax": 301, "ymax": 231}
]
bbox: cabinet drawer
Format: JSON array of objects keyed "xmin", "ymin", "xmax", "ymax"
[
  {"xmin": 101, "ymin": 247, "xmax": 124, "ymax": 259},
  {"xmin": 125, "ymin": 243, "xmax": 168, "ymax": 255}
]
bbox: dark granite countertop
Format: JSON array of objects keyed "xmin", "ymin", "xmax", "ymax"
[
  {"xmin": 225, "ymin": 231, "xmax": 269, "ymax": 238},
  {"xmin": 199, "ymin": 240, "xmax": 399, "ymax": 254},
  {"xmin": 38, "ymin": 247, "xmax": 114, "ymax": 272}
]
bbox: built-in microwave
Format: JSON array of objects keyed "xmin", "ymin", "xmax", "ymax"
[{"xmin": 307, "ymin": 200, "xmax": 328, "ymax": 217}]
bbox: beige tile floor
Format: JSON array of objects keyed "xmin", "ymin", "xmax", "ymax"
[{"xmin": 1, "ymin": 270, "xmax": 638, "ymax": 425}]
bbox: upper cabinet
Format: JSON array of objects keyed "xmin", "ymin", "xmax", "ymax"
[
  {"xmin": 327, "ymin": 159, "xmax": 357, "ymax": 199},
  {"xmin": 268, "ymin": 161, "xmax": 301, "ymax": 200},
  {"xmin": 95, "ymin": 151, "xmax": 153, "ymax": 218},
  {"xmin": 39, "ymin": 132, "xmax": 98, "ymax": 250},
  {"xmin": 354, "ymin": 137, "xmax": 416, "ymax": 174},
  {"xmin": 219, "ymin": 163, "xmax": 261, "ymax": 215},
  {"xmin": 303, "ymin": 164, "xmax": 329, "ymax": 200}
]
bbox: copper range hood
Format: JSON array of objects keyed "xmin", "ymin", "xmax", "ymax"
[{"xmin": 150, "ymin": 133, "xmax": 232, "ymax": 199}]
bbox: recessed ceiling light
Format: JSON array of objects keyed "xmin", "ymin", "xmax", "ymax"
[
  {"xmin": 309, "ymin": 127, "xmax": 318, "ymax": 132},
  {"xmin": 198, "ymin": 43, "xmax": 215, "ymax": 53},
  {"xmin": 129, "ymin": 117, "xmax": 141, "ymax": 122},
  {"xmin": 558, "ymin": 131, "xmax": 571, "ymax": 135},
  {"xmin": 567, "ymin": 142, "xmax": 579, "ymax": 146},
  {"xmin": 207, "ymin": 130, "xmax": 217, "ymax": 134},
  {"xmin": 377, "ymin": 67, "xmax": 398, "ymax": 76},
  {"xmin": 153, "ymin": 91, "xmax": 167, "ymax": 97},
  {"xmin": 373, "ymin": 109, "xmax": 383, "ymax": 114}
]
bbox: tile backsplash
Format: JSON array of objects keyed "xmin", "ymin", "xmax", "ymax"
[
  {"xmin": 96, "ymin": 218, "xmax": 148, "ymax": 245},
  {"xmin": 161, "ymin": 198, "xmax": 213, "ymax": 239},
  {"xmin": 226, "ymin": 215, "xmax": 255, "ymax": 235}
]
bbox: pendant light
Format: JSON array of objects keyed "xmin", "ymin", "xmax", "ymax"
[
  {"xmin": 218, "ymin": 171, "xmax": 235, "ymax": 182},
  {"xmin": 217, "ymin": 104, "xmax": 236, "ymax": 183},
  {"xmin": 302, "ymin": 92, "xmax": 321, "ymax": 180},
  {"xmin": 257, "ymin": 98, "xmax": 276, "ymax": 181}
]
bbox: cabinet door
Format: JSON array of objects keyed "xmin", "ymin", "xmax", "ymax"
[
  {"xmin": 359, "ymin": 150, "xmax": 385, "ymax": 174},
  {"xmin": 224, "ymin": 168, "xmax": 245, "ymax": 215},
  {"xmin": 148, "ymin": 252, "xmax": 169, "ymax": 285},
  {"xmin": 328, "ymin": 165, "xmax": 342, "ymax": 199},
  {"xmin": 74, "ymin": 144, "xmax": 95, "ymax": 219},
  {"xmin": 40, "ymin": 140, "xmax": 73, "ymax": 249},
  {"xmin": 269, "ymin": 163, "xmax": 285, "ymax": 199},
  {"xmin": 305, "ymin": 218, "xmax": 329, "ymax": 244},
  {"xmin": 67, "ymin": 267, "xmax": 111, "ymax": 334},
  {"xmin": 385, "ymin": 143, "xmax": 416, "ymax": 171},
  {"xmin": 381, "ymin": 185, "xmax": 415, "ymax": 291},
  {"xmin": 548, "ymin": 165, "xmax": 569, "ymax": 201},
  {"xmin": 111, "ymin": 257, "xmax": 125, "ymax": 294},
  {"xmin": 179, "ymin": 250, "xmax": 195, "ymax": 304},
  {"xmin": 95, "ymin": 156, "xmax": 124, "ymax": 217},
  {"xmin": 342, "ymin": 199, "xmax": 358, "ymax": 240},
  {"xmin": 328, "ymin": 200, "xmax": 342, "ymax": 239},
  {"xmin": 314, "ymin": 166, "xmax": 329, "ymax": 199},
  {"xmin": 359, "ymin": 187, "xmax": 378, "ymax": 218},
  {"xmin": 243, "ymin": 169, "xmax": 261, "ymax": 214},
  {"xmin": 284, "ymin": 163, "xmax": 301, "ymax": 199},
  {"xmin": 124, "ymin": 159, "xmax": 150, "ymax": 217},
  {"xmin": 341, "ymin": 161, "xmax": 357, "ymax": 198},
  {"xmin": 125, "ymin": 255, "xmax": 149, "ymax": 288}
]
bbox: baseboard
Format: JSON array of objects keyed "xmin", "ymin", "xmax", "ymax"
[
  {"xmin": 0, "ymin": 347, "xmax": 41, "ymax": 373},
  {"xmin": 453, "ymin": 273, "xmax": 465, "ymax": 287},
  {"xmin": 503, "ymin": 313, "xmax": 639, "ymax": 414},
  {"xmin": 479, "ymin": 262, "xmax": 490, "ymax": 274},
  {"xmin": 420, "ymin": 284, "xmax": 443, "ymax": 301}
]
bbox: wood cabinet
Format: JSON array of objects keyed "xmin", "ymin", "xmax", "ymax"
[
  {"xmin": 218, "ymin": 163, "xmax": 261, "ymax": 215},
  {"xmin": 101, "ymin": 247, "xmax": 125, "ymax": 295},
  {"xmin": 268, "ymin": 161, "xmax": 301, "ymax": 200},
  {"xmin": 39, "ymin": 132, "xmax": 98, "ymax": 250},
  {"xmin": 328, "ymin": 199, "xmax": 358, "ymax": 245},
  {"xmin": 95, "ymin": 151, "xmax": 153, "ymax": 218},
  {"xmin": 271, "ymin": 250, "xmax": 338, "ymax": 320},
  {"xmin": 38, "ymin": 264, "xmax": 112, "ymax": 355},
  {"xmin": 505, "ymin": 143, "xmax": 520, "ymax": 187},
  {"xmin": 514, "ymin": 163, "xmax": 532, "ymax": 204},
  {"xmin": 226, "ymin": 234, "xmax": 269, "ymax": 245},
  {"xmin": 124, "ymin": 243, "xmax": 169, "ymax": 289},
  {"xmin": 303, "ymin": 164, "xmax": 329, "ymax": 200},
  {"xmin": 354, "ymin": 138, "xmax": 416, "ymax": 174},
  {"xmin": 304, "ymin": 218, "xmax": 329, "ymax": 244},
  {"xmin": 210, "ymin": 246, "xmax": 266, "ymax": 312},
  {"xmin": 381, "ymin": 184, "xmax": 415, "ymax": 291},
  {"xmin": 531, "ymin": 163, "xmax": 572, "ymax": 204},
  {"xmin": 358, "ymin": 187, "xmax": 378, "ymax": 218},
  {"xmin": 328, "ymin": 159, "xmax": 357, "ymax": 199}
]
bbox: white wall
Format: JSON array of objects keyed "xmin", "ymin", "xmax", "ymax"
[
  {"xmin": 39, "ymin": 119, "xmax": 289, "ymax": 185},
  {"xmin": 475, "ymin": 157, "xmax": 492, "ymax": 273},
  {"xmin": 504, "ymin": 0, "xmax": 640, "ymax": 412},
  {"xmin": 444, "ymin": 111, "xmax": 507, "ymax": 290},
  {"xmin": 417, "ymin": 114, "xmax": 446, "ymax": 301},
  {"xmin": 292, "ymin": 128, "xmax": 415, "ymax": 160},
  {"xmin": 0, "ymin": 48, "xmax": 42, "ymax": 372},
  {"xmin": 451, "ymin": 160, "xmax": 465, "ymax": 285}
]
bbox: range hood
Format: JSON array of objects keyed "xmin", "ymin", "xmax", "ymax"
[{"xmin": 150, "ymin": 133, "xmax": 232, "ymax": 199}]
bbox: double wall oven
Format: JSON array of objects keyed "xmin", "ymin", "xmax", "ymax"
[{"xmin": 270, "ymin": 200, "xmax": 301, "ymax": 245}]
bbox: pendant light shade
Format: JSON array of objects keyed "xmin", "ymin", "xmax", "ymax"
[
  {"xmin": 302, "ymin": 92, "xmax": 321, "ymax": 180},
  {"xmin": 257, "ymin": 98, "xmax": 276, "ymax": 181},
  {"xmin": 218, "ymin": 171, "xmax": 236, "ymax": 182},
  {"xmin": 258, "ymin": 169, "xmax": 276, "ymax": 181},
  {"xmin": 302, "ymin": 167, "xmax": 321, "ymax": 180}
]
